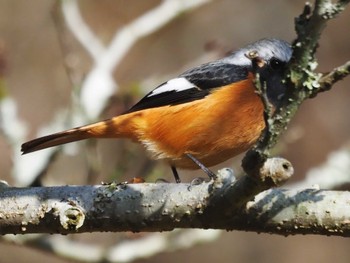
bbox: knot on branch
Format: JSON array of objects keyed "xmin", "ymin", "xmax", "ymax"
[
  {"xmin": 259, "ymin": 157, "xmax": 294, "ymax": 186},
  {"xmin": 57, "ymin": 203, "xmax": 85, "ymax": 230},
  {"xmin": 242, "ymin": 150, "xmax": 293, "ymax": 187}
]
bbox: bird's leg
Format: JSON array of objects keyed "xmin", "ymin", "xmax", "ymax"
[
  {"xmin": 186, "ymin": 153, "xmax": 217, "ymax": 180},
  {"xmin": 171, "ymin": 165, "xmax": 181, "ymax": 183}
]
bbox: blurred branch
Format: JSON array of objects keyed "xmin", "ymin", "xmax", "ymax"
[
  {"xmin": 61, "ymin": 0, "xmax": 104, "ymax": 61},
  {"xmin": 5, "ymin": 230, "xmax": 220, "ymax": 263},
  {"xmin": 289, "ymin": 145, "xmax": 350, "ymax": 190},
  {"xmin": 62, "ymin": 0, "xmax": 211, "ymax": 120}
]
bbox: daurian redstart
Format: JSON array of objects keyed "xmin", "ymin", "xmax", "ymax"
[{"xmin": 22, "ymin": 38, "xmax": 292, "ymax": 182}]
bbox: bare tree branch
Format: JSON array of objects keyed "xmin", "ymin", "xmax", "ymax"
[
  {"xmin": 1, "ymin": 166, "xmax": 350, "ymax": 237},
  {"xmin": 0, "ymin": 159, "xmax": 293, "ymax": 235},
  {"xmin": 316, "ymin": 60, "xmax": 350, "ymax": 94}
]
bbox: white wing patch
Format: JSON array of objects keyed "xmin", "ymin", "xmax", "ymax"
[{"xmin": 147, "ymin": 78, "xmax": 196, "ymax": 97}]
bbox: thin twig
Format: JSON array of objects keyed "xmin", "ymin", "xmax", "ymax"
[{"xmin": 315, "ymin": 60, "xmax": 350, "ymax": 95}]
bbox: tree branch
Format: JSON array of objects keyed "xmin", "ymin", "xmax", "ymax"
[
  {"xmin": 242, "ymin": 0, "xmax": 350, "ymax": 177},
  {"xmin": 1, "ymin": 166, "xmax": 350, "ymax": 236},
  {"xmin": 316, "ymin": 60, "xmax": 350, "ymax": 95}
]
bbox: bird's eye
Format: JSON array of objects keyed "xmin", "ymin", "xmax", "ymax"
[{"xmin": 270, "ymin": 57, "xmax": 285, "ymax": 70}]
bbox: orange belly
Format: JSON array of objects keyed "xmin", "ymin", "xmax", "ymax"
[{"xmin": 119, "ymin": 78, "xmax": 265, "ymax": 169}]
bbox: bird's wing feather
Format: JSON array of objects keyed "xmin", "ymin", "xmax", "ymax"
[{"xmin": 126, "ymin": 62, "xmax": 248, "ymax": 113}]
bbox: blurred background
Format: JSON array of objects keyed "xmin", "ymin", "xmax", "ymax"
[{"xmin": 0, "ymin": 0, "xmax": 350, "ymax": 262}]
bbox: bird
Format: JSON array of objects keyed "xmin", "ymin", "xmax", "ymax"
[{"xmin": 21, "ymin": 38, "xmax": 292, "ymax": 183}]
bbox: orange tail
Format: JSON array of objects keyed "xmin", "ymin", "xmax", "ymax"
[{"xmin": 21, "ymin": 114, "xmax": 139, "ymax": 154}]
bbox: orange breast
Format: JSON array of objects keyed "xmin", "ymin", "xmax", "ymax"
[{"xmin": 121, "ymin": 77, "xmax": 265, "ymax": 169}]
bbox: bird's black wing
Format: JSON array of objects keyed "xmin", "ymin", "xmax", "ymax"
[{"xmin": 126, "ymin": 62, "xmax": 248, "ymax": 114}]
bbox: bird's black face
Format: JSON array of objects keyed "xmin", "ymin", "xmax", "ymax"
[
  {"xmin": 256, "ymin": 55, "xmax": 290, "ymax": 105},
  {"xmin": 225, "ymin": 38, "xmax": 292, "ymax": 106},
  {"xmin": 245, "ymin": 39, "xmax": 292, "ymax": 105}
]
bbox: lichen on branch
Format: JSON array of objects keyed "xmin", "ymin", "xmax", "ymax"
[{"xmin": 242, "ymin": 0, "xmax": 350, "ymax": 179}]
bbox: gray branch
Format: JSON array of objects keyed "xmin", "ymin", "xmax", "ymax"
[{"xmin": 0, "ymin": 167, "xmax": 349, "ymax": 236}]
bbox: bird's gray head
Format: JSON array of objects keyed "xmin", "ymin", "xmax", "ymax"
[
  {"xmin": 224, "ymin": 38, "xmax": 292, "ymax": 104},
  {"xmin": 224, "ymin": 38, "xmax": 292, "ymax": 67}
]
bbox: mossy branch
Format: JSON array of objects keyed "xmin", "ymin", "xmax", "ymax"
[{"xmin": 242, "ymin": 0, "xmax": 350, "ymax": 178}]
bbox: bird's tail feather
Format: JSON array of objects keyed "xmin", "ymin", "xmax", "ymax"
[
  {"xmin": 21, "ymin": 116, "xmax": 130, "ymax": 154},
  {"xmin": 21, "ymin": 128, "xmax": 90, "ymax": 154}
]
